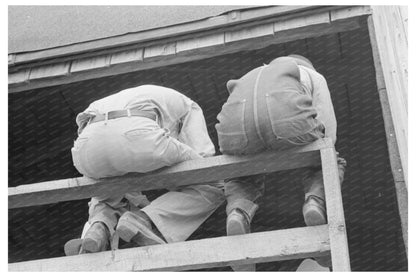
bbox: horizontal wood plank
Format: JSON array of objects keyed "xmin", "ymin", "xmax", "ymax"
[
  {"xmin": 8, "ymin": 69, "xmax": 30, "ymax": 85},
  {"xmin": 330, "ymin": 6, "xmax": 372, "ymax": 22},
  {"xmin": 8, "ymin": 138, "xmax": 332, "ymax": 209},
  {"xmin": 29, "ymin": 62, "xmax": 71, "ymax": 80},
  {"xmin": 274, "ymin": 11, "xmax": 330, "ymax": 32},
  {"xmin": 71, "ymin": 55, "xmax": 111, "ymax": 73},
  {"xmin": 110, "ymin": 48, "xmax": 143, "ymax": 65},
  {"xmin": 9, "ymin": 225, "xmax": 330, "ymax": 271}
]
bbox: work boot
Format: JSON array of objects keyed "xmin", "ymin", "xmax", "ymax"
[
  {"xmin": 303, "ymin": 196, "xmax": 331, "ymax": 267},
  {"xmin": 227, "ymin": 209, "xmax": 255, "ymax": 271},
  {"xmin": 116, "ymin": 211, "xmax": 166, "ymax": 246},
  {"xmin": 303, "ymin": 195, "xmax": 326, "ymax": 226},
  {"xmin": 81, "ymin": 222, "xmax": 110, "ymax": 253},
  {"xmin": 65, "ymin": 222, "xmax": 110, "ymax": 255}
]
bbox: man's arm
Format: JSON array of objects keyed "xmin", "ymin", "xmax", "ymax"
[{"xmin": 177, "ymin": 101, "xmax": 216, "ymax": 157}]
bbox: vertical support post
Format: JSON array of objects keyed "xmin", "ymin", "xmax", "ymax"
[{"xmin": 321, "ymin": 144, "xmax": 351, "ymax": 271}]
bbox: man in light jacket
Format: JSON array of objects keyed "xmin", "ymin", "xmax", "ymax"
[{"xmin": 65, "ymin": 84, "xmax": 225, "ymax": 255}]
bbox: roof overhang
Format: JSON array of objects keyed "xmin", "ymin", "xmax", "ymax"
[{"xmin": 8, "ymin": 5, "xmax": 372, "ymax": 93}]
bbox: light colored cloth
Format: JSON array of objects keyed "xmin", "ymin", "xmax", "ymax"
[
  {"xmin": 216, "ymin": 56, "xmax": 341, "ymax": 219},
  {"xmin": 71, "ymin": 85, "xmax": 225, "ymax": 240}
]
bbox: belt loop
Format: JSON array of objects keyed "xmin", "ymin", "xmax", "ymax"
[
  {"xmin": 104, "ymin": 112, "xmax": 109, "ymax": 125},
  {"xmin": 127, "ymin": 109, "xmax": 131, "ymax": 117}
]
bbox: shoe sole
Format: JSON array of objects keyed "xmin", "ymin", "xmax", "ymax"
[
  {"xmin": 64, "ymin": 239, "xmax": 82, "ymax": 256},
  {"xmin": 303, "ymin": 205, "xmax": 326, "ymax": 226},
  {"xmin": 117, "ymin": 218, "xmax": 166, "ymax": 246}
]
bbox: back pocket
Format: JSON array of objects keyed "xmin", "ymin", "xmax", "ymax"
[
  {"xmin": 266, "ymin": 89, "xmax": 319, "ymax": 139},
  {"xmin": 215, "ymin": 100, "xmax": 248, "ymax": 154}
]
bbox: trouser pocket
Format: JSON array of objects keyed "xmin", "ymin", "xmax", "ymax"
[
  {"xmin": 265, "ymin": 89, "xmax": 324, "ymax": 145},
  {"xmin": 216, "ymin": 100, "xmax": 248, "ymax": 154}
]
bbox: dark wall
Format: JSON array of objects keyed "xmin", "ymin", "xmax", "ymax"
[{"xmin": 8, "ymin": 26, "xmax": 407, "ymax": 271}]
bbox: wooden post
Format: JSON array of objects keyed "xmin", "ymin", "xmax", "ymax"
[{"xmin": 320, "ymin": 143, "xmax": 351, "ymax": 271}]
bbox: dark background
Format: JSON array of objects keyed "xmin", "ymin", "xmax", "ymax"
[{"xmin": 9, "ymin": 26, "xmax": 407, "ymax": 271}]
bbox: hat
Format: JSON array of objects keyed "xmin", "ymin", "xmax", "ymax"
[{"xmin": 288, "ymin": 54, "xmax": 316, "ymax": 71}]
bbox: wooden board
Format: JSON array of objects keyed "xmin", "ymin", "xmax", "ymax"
[
  {"xmin": 320, "ymin": 146, "xmax": 351, "ymax": 271},
  {"xmin": 8, "ymin": 225, "xmax": 330, "ymax": 271},
  {"xmin": 369, "ymin": 6, "xmax": 408, "ymax": 187},
  {"xmin": 367, "ymin": 15, "xmax": 408, "ymax": 256},
  {"xmin": 8, "ymin": 138, "xmax": 331, "ymax": 209}
]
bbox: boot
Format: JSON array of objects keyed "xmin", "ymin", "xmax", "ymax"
[
  {"xmin": 116, "ymin": 211, "xmax": 166, "ymax": 246},
  {"xmin": 303, "ymin": 195, "xmax": 326, "ymax": 226},
  {"xmin": 81, "ymin": 222, "xmax": 110, "ymax": 253},
  {"xmin": 303, "ymin": 195, "xmax": 331, "ymax": 267},
  {"xmin": 227, "ymin": 209, "xmax": 255, "ymax": 271},
  {"xmin": 64, "ymin": 222, "xmax": 110, "ymax": 255}
]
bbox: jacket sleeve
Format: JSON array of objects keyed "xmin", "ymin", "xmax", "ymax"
[
  {"xmin": 307, "ymin": 69, "xmax": 337, "ymax": 143},
  {"xmin": 177, "ymin": 100, "xmax": 216, "ymax": 157}
]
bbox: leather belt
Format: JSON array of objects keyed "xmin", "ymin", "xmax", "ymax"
[{"xmin": 89, "ymin": 109, "xmax": 157, "ymax": 124}]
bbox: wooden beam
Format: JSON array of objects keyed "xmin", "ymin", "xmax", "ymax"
[
  {"xmin": 8, "ymin": 225, "xmax": 330, "ymax": 271},
  {"xmin": 321, "ymin": 146, "xmax": 351, "ymax": 271},
  {"xmin": 8, "ymin": 138, "xmax": 331, "ymax": 209},
  {"xmin": 8, "ymin": 13, "xmax": 365, "ymax": 93},
  {"xmin": 330, "ymin": 6, "xmax": 372, "ymax": 21},
  {"xmin": 367, "ymin": 15, "xmax": 407, "ymax": 256},
  {"xmin": 369, "ymin": 6, "xmax": 408, "ymax": 187}
]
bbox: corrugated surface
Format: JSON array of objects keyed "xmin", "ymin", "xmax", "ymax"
[
  {"xmin": 8, "ymin": 26, "xmax": 407, "ymax": 270},
  {"xmin": 8, "ymin": 5, "xmax": 252, "ymax": 54}
]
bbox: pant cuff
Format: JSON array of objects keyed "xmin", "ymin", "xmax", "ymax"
[{"xmin": 226, "ymin": 198, "xmax": 258, "ymax": 222}]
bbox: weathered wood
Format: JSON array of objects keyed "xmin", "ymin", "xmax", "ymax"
[
  {"xmin": 274, "ymin": 11, "xmax": 330, "ymax": 31},
  {"xmin": 330, "ymin": 6, "xmax": 372, "ymax": 22},
  {"xmin": 8, "ymin": 225, "xmax": 330, "ymax": 271},
  {"xmin": 8, "ymin": 138, "xmax": 331, "ymax": 209},
  {"xmin": 320, "ymin": 146, "xmax": 350, "ymax": 271},
  {"xmin": 29, "ymin": 62, "xmax": 71, "ymax": 80},
  {"xmin": 9, "ymin": 6, "xmax": 316, "ymax": 66},
  {"xmin": 143, "ymin": 42, "xmax": 176, "ymax": 59},
  {"xmin": 225, "ymin": 23, "xmax": 274, "ymax": 42},
  {"xmin": 367, "ymin": 15, "xmax": 408, "ymax": 255},
  {"xmin": 110, "ymin": 48, "xmax": 143, "ymax": 65},
  {"xmin": 176, "ymin": 33, "xmax": 224, "ymax": 53},
  {"xmin": 71, "ymin": 55, "xmax": 112, "ymax": 73},
  {"xmin": 370, "ymin": 6, "xmax": 408, "ymax": 187},
  {"xmin": 9, "ymin": 14, "xmax": 364, "ymax": 93},
  {"xmin": 8, "ymin": 69, "xmax": 30, "ymax": 85}
]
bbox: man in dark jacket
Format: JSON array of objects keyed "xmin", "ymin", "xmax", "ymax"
[{"xmin": 216, "ymin": 55, "xmax": 346, "ymax": 270}]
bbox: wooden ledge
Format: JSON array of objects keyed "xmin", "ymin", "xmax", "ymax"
[{"xmin": 9, "ymin": 138, "xmax": 333, "ymax": 209}]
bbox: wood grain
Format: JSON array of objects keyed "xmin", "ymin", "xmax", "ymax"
[
  {"xmin": 9, "ymin": 225, "xmax": 330, "ymax": 271},
  {"xmin": 320, "ymin": 145, "xmax": 350, "ymax": 271},
  {"xmin": 8, "ymin": 138, "xmax": 331, "ymax": 209}
]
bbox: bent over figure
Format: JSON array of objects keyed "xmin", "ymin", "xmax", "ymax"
[
  {"xmin": 65, "ymin": 84, "xmax": 225, "ymax": 255},
  {"xmin": 216, "ymin": 55, "xmax": 346, "ymax": 270}
]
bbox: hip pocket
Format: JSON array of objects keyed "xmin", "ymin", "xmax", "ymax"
[
  {"xmin": 123, "ymin": 127, "xmax": 159, "ymax": 142},
  {"xmin": 266, "ymin": 89, "xmax": 321, "ymax": 140},
  {"xmin": 215, "ymin": 100, "xmax": 248, "ymax": 154}
]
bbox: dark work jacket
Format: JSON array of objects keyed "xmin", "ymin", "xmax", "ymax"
[{"xmin": 216, "ymin": 56, "xmax": 324, "ymax": 155}]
